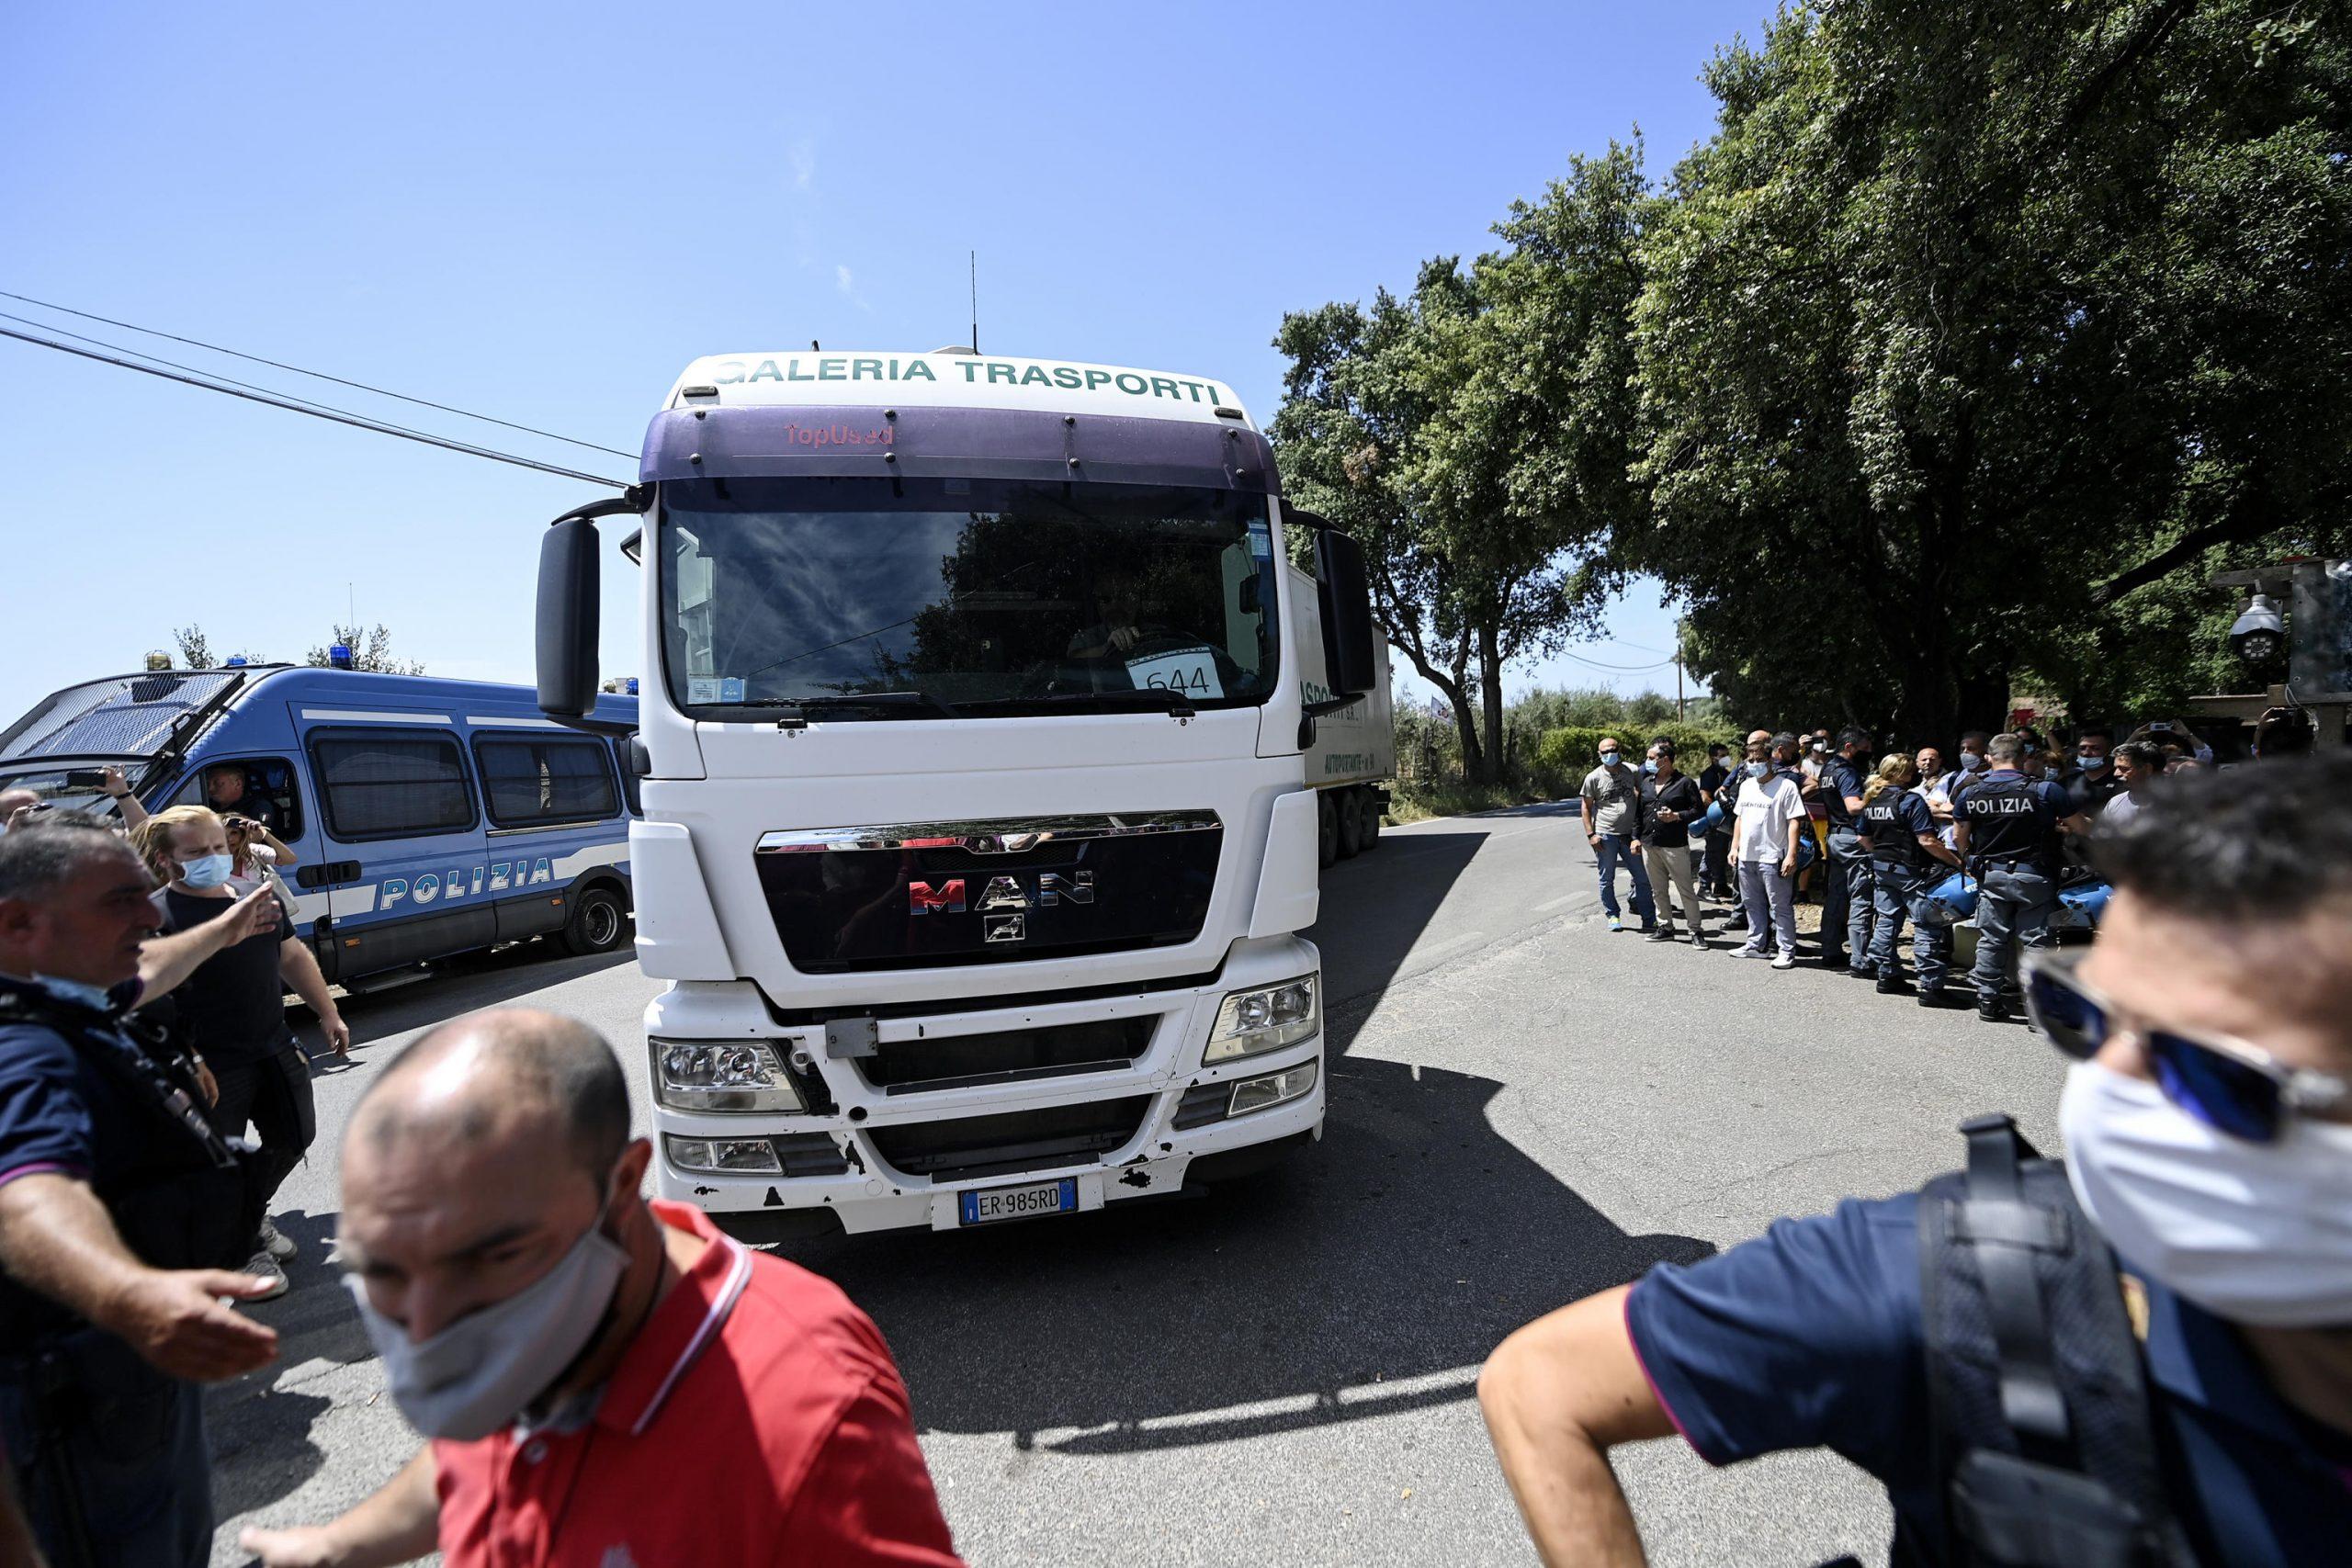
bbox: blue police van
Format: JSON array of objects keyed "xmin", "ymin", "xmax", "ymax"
[{"xmin": 0, "ymin": 664, "xmax": 638, "ymax": 987}]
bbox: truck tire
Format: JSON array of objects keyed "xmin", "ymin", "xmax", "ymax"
[
  {"xmin": 561, "ymin": 885, "xmax": 630, "ymax": 956},
  {"xmin": 1357, "ymin": 789, "xmax": 1383, "ymax": 850},
  {"xmin": 1317, "ymin": 792, "xmax": 1339, "ymax": 869},
  {"xmin": 1336, "ymin": 788, "xmax": 1364, "ymax": 859}
]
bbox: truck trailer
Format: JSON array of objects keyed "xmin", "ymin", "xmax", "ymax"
[{"xmin": 533, "ymin": 349, "xmax": 1381, "ymax": 1238}]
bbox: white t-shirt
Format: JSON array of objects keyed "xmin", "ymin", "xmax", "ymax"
[{"xmin": 1734, "ymin": 770, "xmax": 1807, "ymax": 863}]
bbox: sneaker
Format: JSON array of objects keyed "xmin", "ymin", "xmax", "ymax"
[
  {"xmin": 1918, "ymin": 988, "xmax": 1968, "ymax": 1009},
  {"xmin": 1690, "ymin": 931, "xmax": 1707, "ymax": 949},
  {"xmin": 1976, "ymin": 998, "xmax": 2009, "ymax": 1023},
  {"xmin": 1645, "ymin": 925, "xmax": 1673, "ymax": 942},
  {"xmin": 1876, "ymin": 976, "xmax": 1914, "ymax": 996},
  {"xmin": 1771, "ymin": 951, "xmax": 1798, "ymax": 969},
  {"xmin": 242, "ymin": 1251, "xmax": 289, "ymax": 1302},
  {"xmin": 1607, "ymin": 915, "xmax": 1623, "ymax": 932},
  {"xmin": 258, "ymin": 1217, "xmax": 297, "ymax": 1262},
  {"xmin": 1848, "ymin": 964, "xmax": 1879, "ymax": 980},
  {"xmin": 1734, "ymin": 943, "xmax": 1768, "ymax": 959}
]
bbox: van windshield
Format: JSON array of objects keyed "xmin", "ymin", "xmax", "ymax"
[
  {"xmin": 0, "ymin": 670, "xmax": 246, "ymax": 766},
  {"xmin": 657, "ymin": 477, "xmax": 1280, "ymax": 717}
]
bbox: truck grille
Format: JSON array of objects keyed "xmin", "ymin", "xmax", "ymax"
[
  {"xmin": 866, "ymin": 1096, "xmax": 1153, "ymax": 1182},
  {"xmin": 862, "ymin": 1016, "xmax": 1157, "ymax": 1093}
]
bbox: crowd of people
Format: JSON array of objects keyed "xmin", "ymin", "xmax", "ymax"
[{"xmin": 1578, "ymin": 718, "xmax": 2202, "ymax": 1017}]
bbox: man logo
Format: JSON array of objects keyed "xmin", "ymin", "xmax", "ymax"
[{"xmin": 908, "ymin": 870, "xmax": 1093, "ymax": 917}]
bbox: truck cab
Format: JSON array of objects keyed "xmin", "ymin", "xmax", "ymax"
[{"xmin": 536, "ymin": 350, "xmax": 1377, "ymax": 1238}]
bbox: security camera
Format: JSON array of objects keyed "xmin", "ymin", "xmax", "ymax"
[{"xmin": 2229, "ymin": 593, "xmax": 2285, "ymax": 665}]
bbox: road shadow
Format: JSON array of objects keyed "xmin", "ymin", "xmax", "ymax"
[
  {"xmin": 1307, "ymin": 823, "xmax": 1491, "ymax": 1054},
  {"xmin": 790, "ymin": 1054, "xmax": 1713, "ymax": 1452},
  {"xmin": 203, "ymin": 1207, "xmax": 375, "ymax": 1522}
]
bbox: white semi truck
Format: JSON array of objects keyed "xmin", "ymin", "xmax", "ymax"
[{"xmin": 535, "ymin": 349, "xmax": 1383, "ymax": 1238}]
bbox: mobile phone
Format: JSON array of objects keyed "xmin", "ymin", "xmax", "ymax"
[{"xmin": 64, "ymin": 769, "xmax": 106, "ymax": 788}]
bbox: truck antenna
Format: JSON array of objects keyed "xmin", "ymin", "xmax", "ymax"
[{"xmin": 970, "ymin": 250, "xmax": 979, "ymax": 355}]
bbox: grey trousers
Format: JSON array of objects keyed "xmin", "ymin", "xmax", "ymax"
[
  {"xmin": 1644, "ymin": 843, "xmax": 1702, "ymax": 933},
  {"xmin": 1736, "ymin": 858, "xmax": 1798, "ymax": 955}
]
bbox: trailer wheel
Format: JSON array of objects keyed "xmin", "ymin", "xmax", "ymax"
[
  {"xmin": 1317, "ymin": 793, "xmax": 1339, "ymax": 869},
  {"xmin": 562, "ymin": 885, "xmax": 630, "ymax": 956},
  {"xmin": 1335, "ymin": 787, "xmax": 1364, "ymax": 859},
  {"xmin": 1357, "ymin": 790, "xmax": 1383, "ymax": 850}
]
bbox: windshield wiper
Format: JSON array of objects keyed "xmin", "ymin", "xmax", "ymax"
[
  {"xmin": 994, "ymin": 688, "xmax": 1199, "ymax": 719},
  {"xmin": 724, "ymin": 691, "xmax": 966, "ymax": 729}
]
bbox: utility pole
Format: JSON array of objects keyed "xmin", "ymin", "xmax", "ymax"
[{"xmin": 1676, "ymin": 653, "xmax": 1685, "ymax": 721}]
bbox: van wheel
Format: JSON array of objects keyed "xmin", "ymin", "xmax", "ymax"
[
  {"xmin": 562, "ymin": 886, "xmax": 629, "ymax": 955},
  {"xmin": 1358, "ymin": 791, "xmax": 1383, "ymax": 850},
  {"xmin": 1335, "ymin": 789, "xmax": 1363, "ymax": 859},
  {"xmin": 1317, "ymin": 793, "xmax": 1339, "ymax": 869}
]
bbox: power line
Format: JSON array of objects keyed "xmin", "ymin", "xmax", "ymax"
[
  {"xmin": 0, "ymin": 308, "xmax": 617, "ymax": 481},
  {"xmin": 0, "ymin": 288, "xmax": 639, "ymax": 460},
  {"xmin": 0, "ymin": 326, "xmax": 630, "ymax": 488},
  {"xmin": 1558, "ymin": 649, "xmax": 1678, "ymax": 672}
]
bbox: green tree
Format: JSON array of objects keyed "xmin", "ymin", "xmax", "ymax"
[
  {"xmin": 171, "ymin": 626, "xmax": 216, "ymax": 671},
  {"xmin": 1273, "ymin": 146, "xmax": 1653, "ymax": 781},
  {"xmin": 306, "ymin": 623, "xmax": 424, "ymax": 675},
  {"xmin": 1627, "ymin": 0, "xmax": 2352, "ymax": 740}
]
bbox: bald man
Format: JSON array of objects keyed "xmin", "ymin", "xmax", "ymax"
[{"xmin": 242, "ymin": 1010, "xmax": 959, "ymax": 1568}]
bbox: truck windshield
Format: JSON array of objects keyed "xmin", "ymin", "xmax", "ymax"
[{"xmin": 658, "ymin": 477, "xmax": 1280, "ymax": 716}]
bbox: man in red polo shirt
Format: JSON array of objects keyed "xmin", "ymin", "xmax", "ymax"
[{"xmin": 239, "ymin": 1009, "xmax": 960, "ymax": 1568}]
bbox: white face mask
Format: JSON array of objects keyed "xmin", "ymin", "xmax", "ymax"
[
  {"xmin": 2061, "ymin": 1061, "xmax": 2352, "ymax": 1327},
  {"xmin": 346, "ymin": 1182, "xmax": 632, "ymax": 1439}
]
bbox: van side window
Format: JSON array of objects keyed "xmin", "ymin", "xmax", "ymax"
[
  {"xmin": 476, "ymin": 737, "xmax": 619, "ymax": 828},
  {"xmin": 311, "ymin": 733, "xmax": 477, "ymax": 840},
  {"xmin": 168, "ymin": 758, "xmax": 305, "ymax": 840}
]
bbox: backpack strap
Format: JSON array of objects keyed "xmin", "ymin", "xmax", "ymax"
[{"xmin": 1918, "ymin": 1113, "xmax": 2199, "ymax": 1567}]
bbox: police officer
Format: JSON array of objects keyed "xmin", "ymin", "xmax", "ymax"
[
  {"xmin": 1855, "ymin": 753, "xmax": 1967, "ymax": 1005},
  {"xmin": 1816, "ymin": 728, "xmax": 1874, "ymax": 975},
  {"xmin": 0, "ymin": 814, "xmax": 283, "ymax": 1568},
  {"xmin": 1480, "ymin": 755, "xmax": 2352, "ymax": 1566},
  {"xmin": 1952, "ymin": 732, "xmax": 2090, "ymax": 1022}
]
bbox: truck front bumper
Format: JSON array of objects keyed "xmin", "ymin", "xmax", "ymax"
[{"xmin": 646, "ymin": 938, "xmax": 1326, "ymax": 1235}]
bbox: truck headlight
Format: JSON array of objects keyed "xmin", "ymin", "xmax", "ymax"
[
  {"xmin": 665, "ymin": 1135, "xmax": 785, "ymax": 1175},
  {"xmin": 651, "ymin": 1039, "xmax": 804, "ymax": 1113},
  {"xmin": 1205, "ymin": 975, "xmax": 1317, "ymax": 1064}
]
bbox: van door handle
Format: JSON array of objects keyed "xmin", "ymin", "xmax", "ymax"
[{"xmin": 295, "ymin": 861, "xmax": 364, "ymax": 889}]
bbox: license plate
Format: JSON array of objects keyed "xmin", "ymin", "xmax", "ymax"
[{"xmin": 958, "ymin": 1178, "xmax": 1076, "ymax": 1226}]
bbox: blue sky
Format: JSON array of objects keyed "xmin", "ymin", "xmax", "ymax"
[{"xmin": 2, "ymin": 1, "xmax": 1769, "ymax": 721}]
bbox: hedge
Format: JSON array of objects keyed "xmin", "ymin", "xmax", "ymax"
[{"xmin": 1529, "ymin": 723, "xmax": 1740, "ymax": 799}]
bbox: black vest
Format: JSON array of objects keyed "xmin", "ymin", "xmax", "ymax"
[
  {"xmin": 1861, "ymin": 788, "xmax": 1929, "ymax": 871},
  {"xmin": 1823, "ymin": 757, "xmax": 1864, "ymax": 829},
  {"xmin": 1962, "ymin": 773, "xmax": 2056, "ymax": 869},
  {"xmin": 0, "ymin": 985, "xmax": 264, "ymax": 1347}
]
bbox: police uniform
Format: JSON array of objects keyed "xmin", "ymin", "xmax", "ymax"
[
  {"xmin": 1955, "ymin": 768, "xmax": 2074, "ymax": 1010},
  {"xmin": 1623, "ymin": 1191, "xmax": 2352, "ymax": 1566},
  {"xmin": 1818, "ymin": 753, "xmax": 1873, "ymax": 973},
  {"xmin": 0, "ymin": 976, "xmax": 261, "ymax": 1568},
  {"xmin": 1857, "ymin": 784, "xmax": 1952, "ymax": 996}
]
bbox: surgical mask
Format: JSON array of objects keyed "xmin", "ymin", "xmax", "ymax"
[
  {"xmin": 2078, "ymin": 751, "xmax": 2106, "ymax": 769},
  {"xmin": 175, "ymin": 853, "xmax": 234, "ymax": 890},
  {"xmin": 1960, "ymin": 750, "xmax": 1984, "ymax": 771},
  {"xmin": 347, "ymin": 1182, "xmax": 633, "ymax": 1440},
  {"xmin": 2193, "ymin": 745, "xmax": 2214, "ymax": 766},
  {"xmin": 1599, "ymin": 752, "xmax": 1621, "ymax": 767},
  {"xmin": 1640, "ymin": 759, "xmax": 1657, "ymax": 776},
  {"xmin": 1745, "ymin": 761, "xmax": 1769, "ymax": 779},
  {"xmin": 2061, "ymin": 1061, "xmax": 2352, "ymax": 1327}
]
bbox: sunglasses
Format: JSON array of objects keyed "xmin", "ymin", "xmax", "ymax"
[{"xmin": 2023, "ymin": 950, "xmax": 2350, "ymax": 1144}]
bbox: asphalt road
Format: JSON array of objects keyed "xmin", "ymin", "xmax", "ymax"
[{"xmin": 206, "ymin": 804, "xmax": 2071, "ymax": 1566}]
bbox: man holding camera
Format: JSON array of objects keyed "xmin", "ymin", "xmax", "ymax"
[
  {"xmin": 1481, "ymin": 755, "xmax": 2352, "ymax": 1566},
  {"xmin": 0, "ymin": 814, "xmax": 286, "ymax": 1568}
]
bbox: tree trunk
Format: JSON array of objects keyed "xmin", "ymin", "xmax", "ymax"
[{"xmin": 1477, "ymin": 618, "xmax": 1505, "ymax": 787}]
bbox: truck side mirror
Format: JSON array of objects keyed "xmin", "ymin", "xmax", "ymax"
[
  {"xmin": 1314, "ymin": 527, "xmax": 1378, "ymax": 700},
  {"xmin": 537, "ymin": 517, "xmax": 602, "ymax": 717}
]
